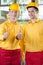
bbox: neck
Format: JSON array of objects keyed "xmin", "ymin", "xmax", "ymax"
[
  {"xmin": 31, "ymin": 17, "xmax": 38, "ymax": 23},
  {"xmin": 10, "ymin": 19, "xmax": 17, "ymax": 24}
]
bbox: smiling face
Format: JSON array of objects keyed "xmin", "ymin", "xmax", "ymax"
[
  {"xmin": 8, "ymin": 10, "xmax": 19, "ymax": 23},
  {"xmin": 27, "ymin": 7, "xmax": 38, "ymax": 19}
]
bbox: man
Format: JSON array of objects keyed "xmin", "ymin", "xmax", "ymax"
[
  {"xmin": 0, "ymin": 3, "xmax": 22, "ymax": 65},
  {"xmin": 22, "ymin": 2, "xmax": 43, "ymax": 65}
]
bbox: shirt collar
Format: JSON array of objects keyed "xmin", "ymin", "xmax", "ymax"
[
  {"xmin": 29, "ymin": 19, "xmax": 40, "ymax": 24},
  {"xmin": 8, "ymin": 19, "xmax": 18, "ymax": 25}
]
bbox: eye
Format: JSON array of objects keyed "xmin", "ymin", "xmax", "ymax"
[
  {"xmin": 28, "ymin": 11, "xmax": 30, "ymax": 13},
  {"xmin": 15, "ymin": 11, "xmax": 17, "ymax": 14}
]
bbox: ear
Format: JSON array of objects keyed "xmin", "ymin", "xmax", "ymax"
[
  {"xmin": 37, "ymin": 10, "xmax": 39, "ymax": 14},
  {"xmin": 7, "ymin": 13, "xmax": 10, "ymax": 18},
  {"xmin": 36, "ymin": 9, "xmax": 39, "ymax": 14}
]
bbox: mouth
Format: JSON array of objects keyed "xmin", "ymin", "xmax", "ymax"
[{"xmin": 12, "ymin": 17, "xmax": 16, "ymax": 19}]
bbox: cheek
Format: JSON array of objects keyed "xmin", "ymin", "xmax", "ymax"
[
  {"xmin": 17, "ymin": 14, "xmax": 19, "ymax": 17},
  {"xmin": 28, "ymin": 12, "xmax": 31, "ymax": 16},
  {"xmin": 9, "ymin": 14, "xmax": 13, "ymax": 18},
  {"xmin": 9, "ymin": 12, "xmax": 13, "ymax": 16},
  {"xmin": 16, "ymin": 13, "xmax": 19, "ymax": 17},
  {"xmin": 9, "ymin": 15, "xmax": 12, "ymax": 19}
]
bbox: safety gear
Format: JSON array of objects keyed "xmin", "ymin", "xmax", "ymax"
[
  {"xmin": 27, "ymin": 2, "xmax": 38, "ymax": 10},
  {"xmin": 9, "ymin": 3, "xmax": 20, "ymax": 12}
]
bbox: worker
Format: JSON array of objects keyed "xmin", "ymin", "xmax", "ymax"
[
  {"xmin": 0, "ymin": 3, "xmax": 23, "ymax": 65},
  {"xmin": 22, "ymin": 2, "xmax": 43, "ymax": 65}
]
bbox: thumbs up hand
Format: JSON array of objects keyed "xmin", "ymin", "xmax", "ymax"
[
  {"xmin": 16, "ymin": 31, "xmax": 22, "ymax": 40},
  {"xmin": 4, "ymin": 29, "xmax": 8, "ymax": 40}
]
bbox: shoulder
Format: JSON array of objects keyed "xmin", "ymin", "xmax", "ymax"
[
  {"xmin": 0, "ymin": 20, "xmax": 9, "ymax": 29},
  {"xmin": 39, "ymin": 20, "xmax": 43, "ymax": 25}
]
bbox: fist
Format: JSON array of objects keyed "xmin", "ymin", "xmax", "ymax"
[
  {"xmin": 4, "ymin": 31, "xmax": 8, "ymax": 40},
  {"xmin": 16, "ymin": 31, "xmax": 22, "ymax": 40}
]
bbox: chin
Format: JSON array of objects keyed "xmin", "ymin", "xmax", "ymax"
[{"xmin": 30, "ymin": 16, "xmax": 34, "ymax": 19}]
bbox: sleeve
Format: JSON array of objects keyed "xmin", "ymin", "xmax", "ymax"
[{"xmin": 0, "ymin": 23, "xmax": 7, "ymax": 41}]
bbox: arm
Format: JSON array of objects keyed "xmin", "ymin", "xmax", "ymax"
[{"xmin": 0, "ymin": 23, "xmax": 8, "ymax": 41}]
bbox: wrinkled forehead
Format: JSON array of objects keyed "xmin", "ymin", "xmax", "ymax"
[
  {"xmin": 27, "ymin": 7, "xmax": 38, "ymax": 12},
  {"xmin": 27, "ymin": 7, "xmax": 36, "ymax": 11},
  {"xmin": 9, "ymin": 10, "xmax": 18, "ymax": 13}
]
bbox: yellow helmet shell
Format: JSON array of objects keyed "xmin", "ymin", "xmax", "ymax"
[
  {"xmin": 27, "ymin": 2, "xmax": 38, "ymax": 9},
  {"xmin": 9, "ymin": 3, "xmax": 20, "ymax": 12}
]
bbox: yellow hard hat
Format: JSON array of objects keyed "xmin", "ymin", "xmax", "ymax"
[
  {"xmin": 9, "ymin": 3, "xmax": 20, "ymax": 12},
  {"xmin": 27, "ymin": 2, "xmax": 38, "ymax": 10}
]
